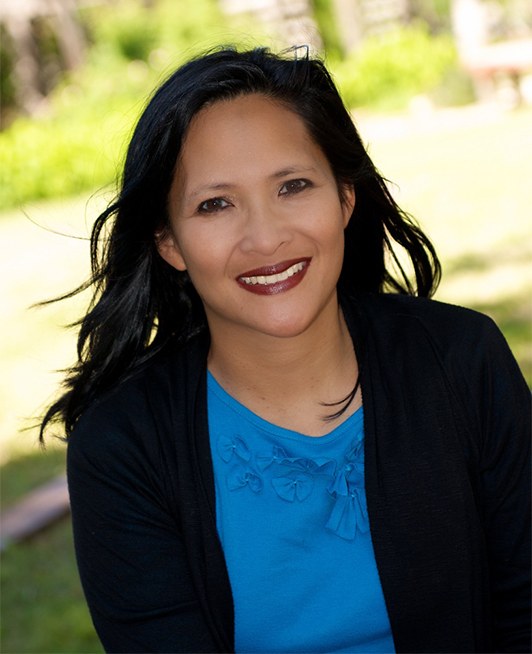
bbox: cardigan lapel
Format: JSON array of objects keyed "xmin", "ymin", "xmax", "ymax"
[
  {"xmin": 169, "ymin": 334, "xmax": 235, "ymax": 653},
  {"xmin": 342, "ymin": 294, "xmax": 484, "ymax": 653}
]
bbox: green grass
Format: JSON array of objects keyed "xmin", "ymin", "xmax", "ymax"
[
  {"xmin": 1, "ymin": 103, "xmax": 530, "ymax": 653},
  {"xmin": 1, "ymin": 517, "xmax": 103, "ymax": 653},
  {"xmin": 0, "ymin": 446, "xmax": 65, "ymax": 509}
]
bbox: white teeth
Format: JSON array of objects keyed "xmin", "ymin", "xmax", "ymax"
[{"xmin": 240, "ymin": 261, "xmax": 307, "ymax": 286}]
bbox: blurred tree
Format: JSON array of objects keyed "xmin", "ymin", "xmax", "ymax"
[
  {"xmin": 326, "ymin": 0, "xmax": 416, "ymax": 54},
  {"xmin": 0, "ymin": 0, "xmax": 86, "ymax": 120},
  {"xmin": 311, "ymin": 0, "xmax": 344, "ymax": 58},
  {"xmin": 48, "ymin": 0, "xmax": 86, "ymax": 71},
  {"xmin": 219, "ymin": 0, "xmax": 323, "ymax": 52},
  {"xmin": 1, "ymin": 6, "xmax": 46, "ymax": 118},
  {"xmin": 409, "ymin": 0, "xmax": 452, "ymax": 32},
  {"xmin": 329, "ymin": 0, "xmax": 364, "ymax": 53}
]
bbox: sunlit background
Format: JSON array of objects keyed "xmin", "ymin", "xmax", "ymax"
[{"xmin": 1, "ymin": 1, "xmax": 531, "ymax": 651}]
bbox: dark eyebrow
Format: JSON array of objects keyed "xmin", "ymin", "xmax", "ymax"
[
  {"xmin": 188, "ymin": 182, "xmax": 235, "ymax": 201},
  {"xmin": 188, "ymin": 166, "xmax": 318, "ymax": 200},
  {"xmin": 271, "ymin": 166, "xmax": 317, "ymax": 179}
]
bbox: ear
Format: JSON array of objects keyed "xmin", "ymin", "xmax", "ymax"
[
  {"xmin": 155, "ymin": 229, "xmax": 187, "ymax": 272},
  {"xmin": 341, "ymin": 184, "xmax": 356, "ymax": 228}
]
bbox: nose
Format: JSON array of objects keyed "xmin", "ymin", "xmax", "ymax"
[{"xmin": 238, "ymin": 199, "xmax": 292, "ymax": 256}]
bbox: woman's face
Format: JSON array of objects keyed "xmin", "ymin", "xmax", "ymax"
[{"xmin": 158, "ymin": 93, "xmax": 355, "ymax": 342}]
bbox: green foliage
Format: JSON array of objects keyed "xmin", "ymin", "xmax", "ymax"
[
  {"xmin": 0, "ymin": 3, "xmax": 471, "ymax": 210},
  {"xmin": 0, "ymin": 0, "xmax": 234, "ymax": 211},
  {"xmin": 0, "ymin": 111, "xmax": 119, "ymax": 209},
  {"xmin": 89, "ymin": 3, "xmax": 160, "ymax": 61},
  {"xmin": 82, "ymin": 0, "xmax": 228, "ymax": 64},
  {"xmin": 333, "ymin": 23, "xmax": 459, "ymax": 110},
  {"xmin": 311, "ymin": 0, "xmax": 344, "ymax": 60}
]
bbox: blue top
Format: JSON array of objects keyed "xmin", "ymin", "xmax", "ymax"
[{"xmin": 207, "ymin": 372, "xmax": 395, "ymax": 653}]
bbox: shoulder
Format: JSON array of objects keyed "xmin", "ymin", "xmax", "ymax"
[
  {"xmin": 354, "ymin": 292, "xmax": 493, "ymax": 328},
  {"xmin": 68, "ymin": 333, "xmax": 208, "ymax": 466},
  {"xmin": 345, "ymin": 292, "xmax": 506, "ymax": 355},
  {"xmin": 67, "ymin": 370, "xmax": 160, "ymax": 488},
  {"xmin": 343, "ymin": 292, "xmax": 527, "ymax": 402}
]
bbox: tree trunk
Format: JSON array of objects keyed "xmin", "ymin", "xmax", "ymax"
[
  {"xmin": 331, "ymin": 0, "xmax": 364, "ymax": 53},
  {"xmin": 3, "ymin": 15, "xmax": 47, "ymax": 116},
  {"xmin": 220, "ymin": 0, "xmax": 323, "ymax": 53},
  {"xmin": 46, "ymin": 0, "xmax": 86, "ymax": 70}
]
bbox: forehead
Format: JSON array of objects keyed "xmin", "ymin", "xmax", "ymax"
[
  {"xmin": 176, "ymin": 94, "xmax": 329, "ymax": 186},
  {"xmin": 184, "ymin": 93, "xmax": 309, "ymax": 147}
]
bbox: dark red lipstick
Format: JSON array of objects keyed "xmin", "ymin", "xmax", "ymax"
[{"xmin": 236, "ymin": 257, "xmax": 311, "ymax": 295}]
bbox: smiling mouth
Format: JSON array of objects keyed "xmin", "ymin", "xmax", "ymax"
[
  {"xmin": 236, "ymin": 258, "xmax": 311, "ymax": 295},
  {"xmin": 239, "ymin": 260, "xmax": 308, "ymax": 285}
]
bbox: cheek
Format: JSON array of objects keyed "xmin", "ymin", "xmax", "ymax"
[
  {"xmin": 177, "ymin": 230, "xmax": 226, "ymax": 281},
  {"xmin": 320, "ymin": 214, "xmax": 347, "ymax": 266},
  {"xmin": 179, "ymin": 249, "xmax": 212, "ymax": 278},
  {"xmin": 181, "ymin": 217, "xmax": 241, "ymax": 263},
  {"xmin": 311, "ymin": 202, "xmax": 347, "ymax": 246}
]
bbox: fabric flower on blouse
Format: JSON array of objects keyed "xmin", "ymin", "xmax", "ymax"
[
  {"xmin": 272, "ymin": 472, "xmax": 313, "ymax": 502},
  {"xmin": 217, "ymin": 435, "xmax": 252, "ymax": 463},
  {"xmin": 227, "ymin": 467, "xmax": 263, "ymax": 493},
  {"xmin": 257, "ymin": 446, "xmax": 291, "ymax": 470},
  {"xmin": 258, "ymin": 446, "xmax": 335, "ymax": 476},
  {"xmin": 218, "ymin": 435, "xmax": 263, "ymax": 493},
  {"xmin": 216, "ymin": 433, "xmax": 369, "ymax": 539},
  {"xmin": 326, "ymin": 437, "xmax": 368, "ymax": 540}
]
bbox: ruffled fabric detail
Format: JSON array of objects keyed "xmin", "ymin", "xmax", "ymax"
[
  {"xmin": 272, "ymin": 472, "xmax": 313, "ymax": 502},
  {"xmin": 218, "ymin": 435, "xmax": 252, "ymax": 463},
  {"xmin": 326, "ymin": 437, "xmax": 368, "ymax": 541},
  {"xmin": 216, "ymin": 432, "xmax": 368, "ymax": 540},
  {"xmin": 285, "ymin": 456, "xmax": 336, "ymax": 476},
  {"xmin": 227, "ymin": 467, "xmax": 263, "ymax": 493},
  {"xmin": 258, "ymin": 446, "xmax": 335, "ymax": 476},
  {"xmin": 257, "ymin": 446, "xmax": 290, "ymax": 470}
]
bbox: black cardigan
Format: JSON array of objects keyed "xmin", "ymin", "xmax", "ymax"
[{"xmin": 67, "ymin": 293, "xmax": 531, "ymax": 653}]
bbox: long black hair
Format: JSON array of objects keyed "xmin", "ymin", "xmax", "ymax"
[{"xmin": 40, "ymin": 45, "xmax": 440, "ymax": 440}]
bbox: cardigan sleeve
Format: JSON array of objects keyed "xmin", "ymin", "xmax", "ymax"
[
  {"xmin": 459, "ymin": 315, "xmax": 531, "ymax": 653},
  {"xmin": 67, "ymin": 386, "xmax": 219, "ymax": 653}
]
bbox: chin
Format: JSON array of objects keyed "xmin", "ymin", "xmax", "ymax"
[{"xmin": 249, "ymin": 314, "xmax": 320, "ymax": 340}]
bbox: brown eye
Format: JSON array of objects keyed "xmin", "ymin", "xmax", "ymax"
[
  {"xmin": 198, "ymin": 197, "xmax": 231, "ymax": 213},
  {"xmin": 279, "ymin": 179, "xmax": 311, "ymax": 196}
]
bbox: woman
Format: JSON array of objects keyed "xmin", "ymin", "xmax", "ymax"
[{"xmin": 42, "ymin": 47, "xmax": 530, "ymax": 653}]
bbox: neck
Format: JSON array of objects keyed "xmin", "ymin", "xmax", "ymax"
[{"xmin": 206, "ymin": 297, "xmax": 359, "ymax": 435}]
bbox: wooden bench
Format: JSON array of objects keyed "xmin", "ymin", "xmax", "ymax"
[
  {"xmin": 463, "ymin": 39, "xmax": 532, "ymax": 105},
  {"xmin": 0, "ymin": 475, "xmax": 69, "ymax": 551}
]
